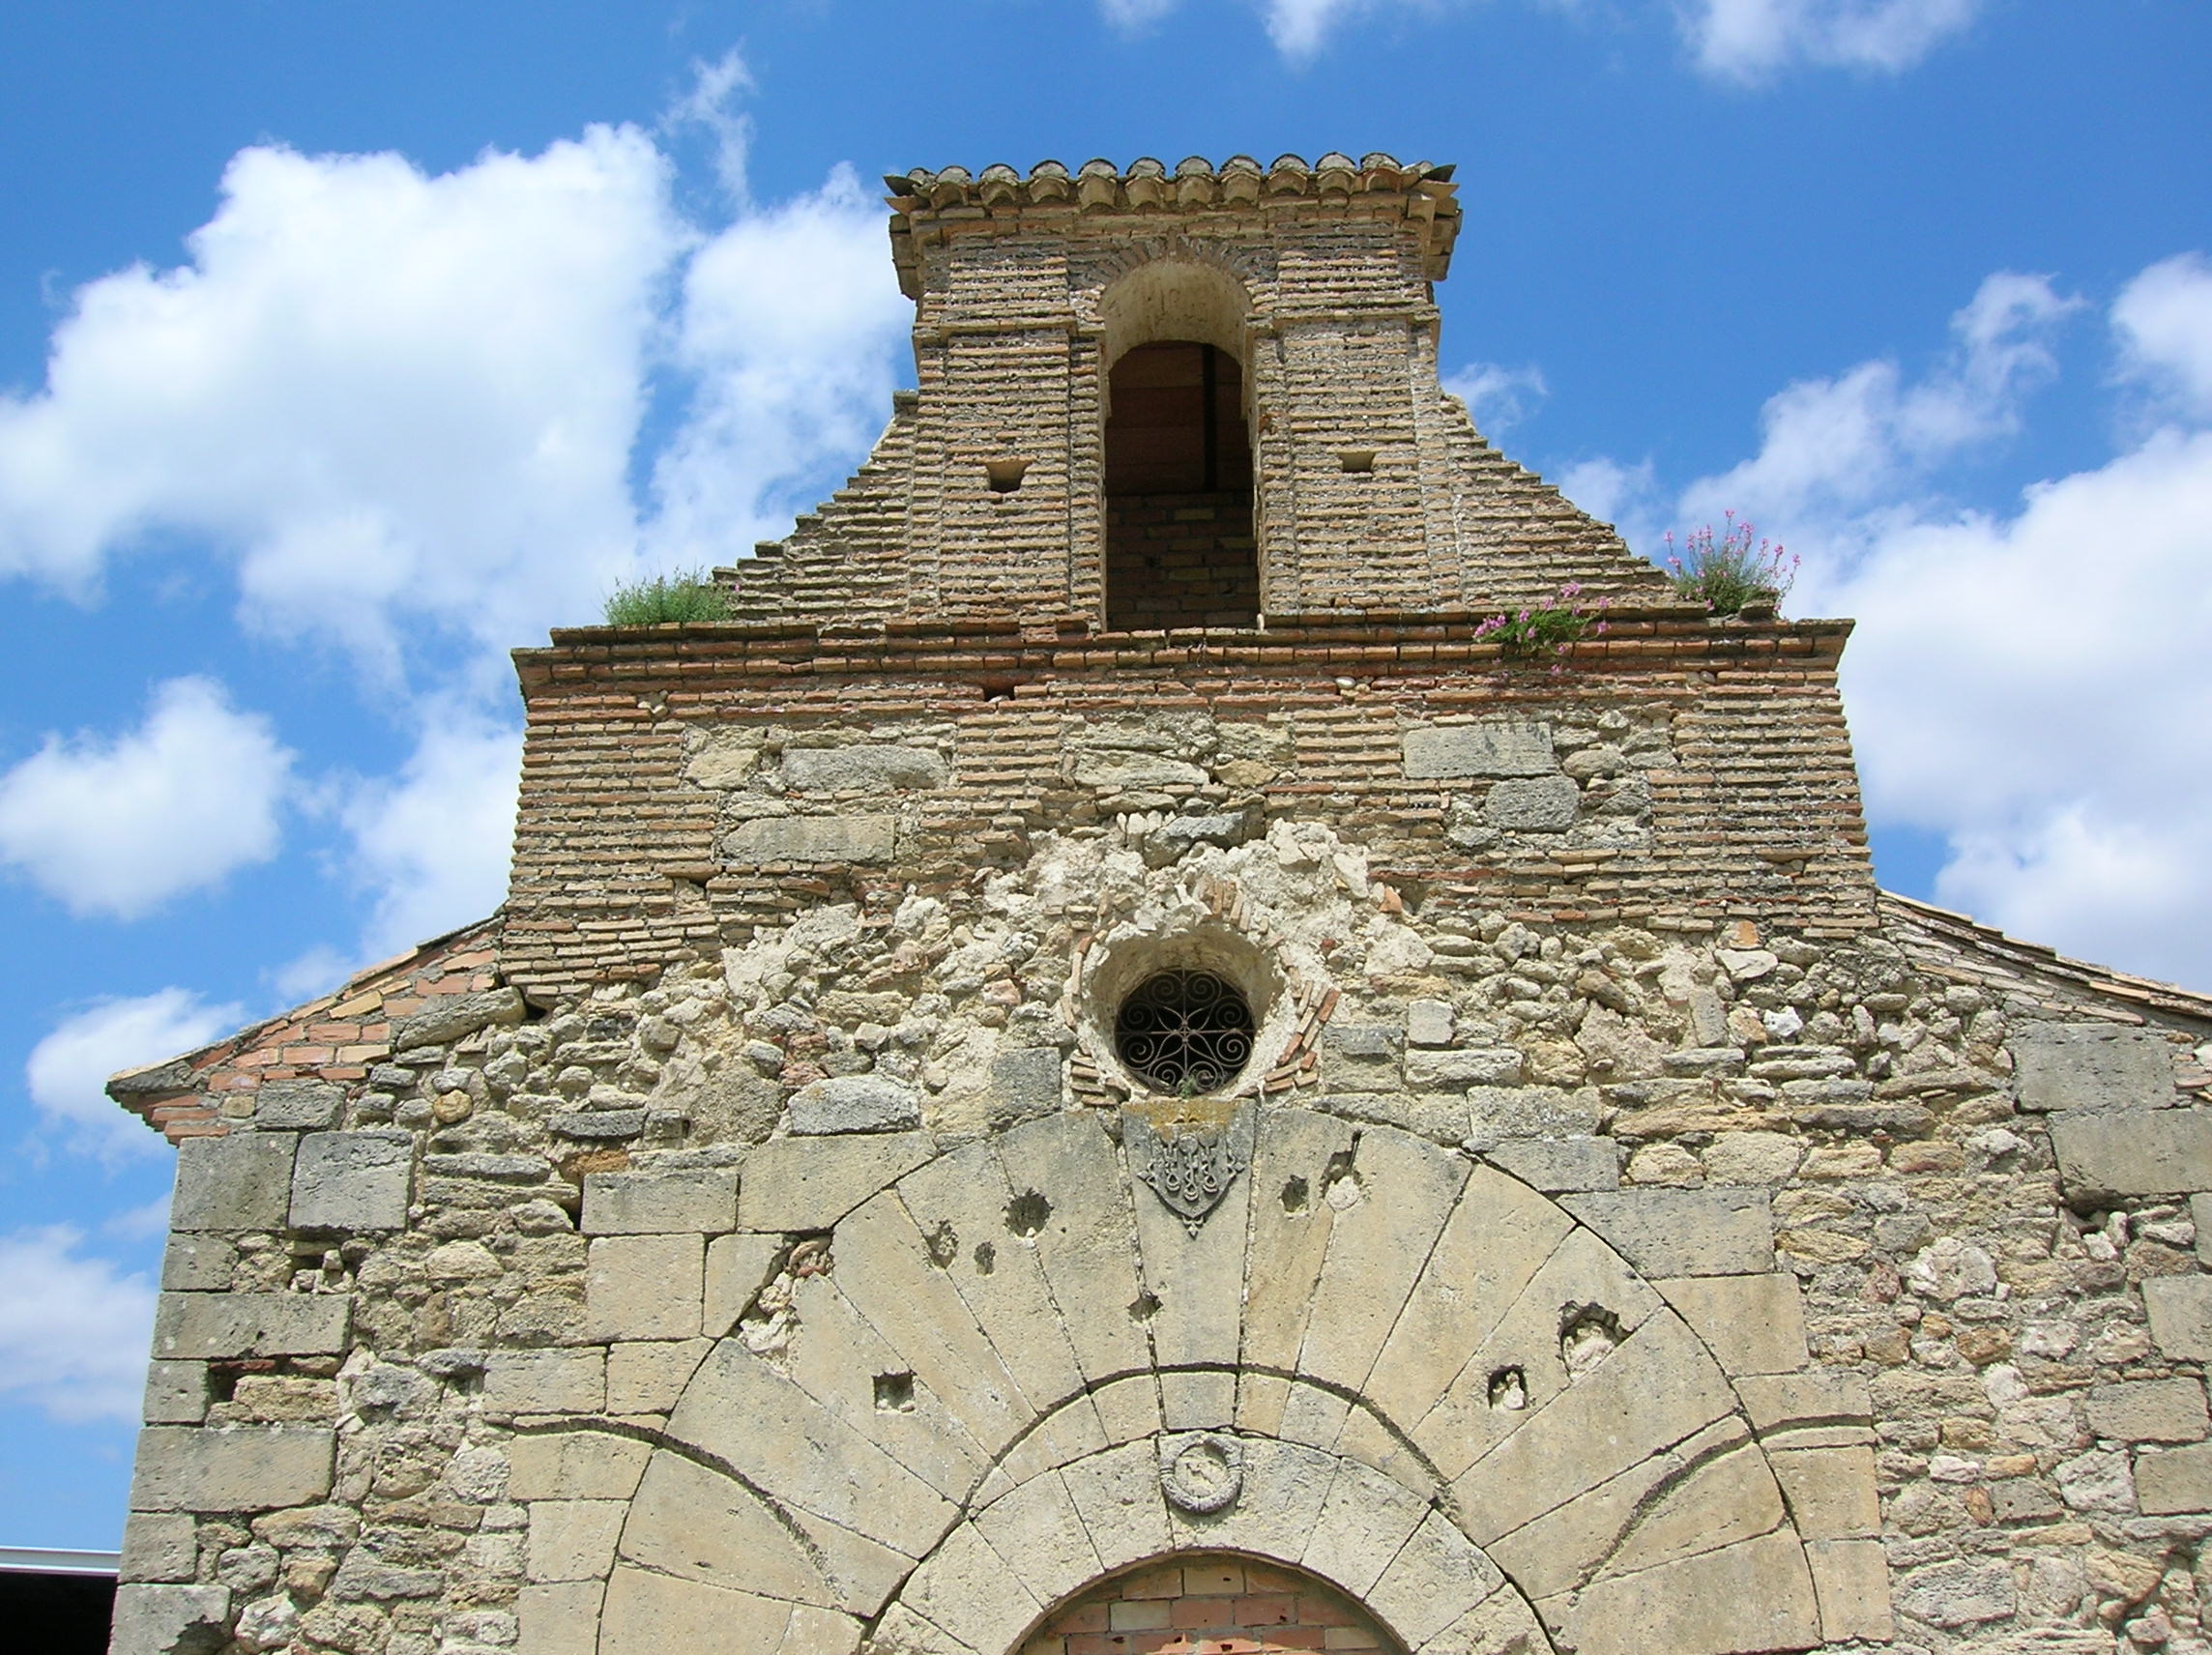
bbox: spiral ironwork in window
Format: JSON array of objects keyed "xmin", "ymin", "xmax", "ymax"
[{"xmin": 1115, "ymin": 970, "xmax": 1255, "ymax": 1094}]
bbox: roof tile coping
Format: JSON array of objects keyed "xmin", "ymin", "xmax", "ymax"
[
  {"xmin": 884, "ymin": 154, "xmax": 1463, "ymax": 292},
  {"xmin": 1880, "ymin": 889, "xmax": 2212, "ymax": 1025},
  {"xmin": 104, "ymin": 911, "xmax": 509, "ymax": 1140}
]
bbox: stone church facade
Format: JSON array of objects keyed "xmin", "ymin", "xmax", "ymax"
[{"xmin": 104, "ymin": 155, "xmax": 2212, "ymax": 1655}]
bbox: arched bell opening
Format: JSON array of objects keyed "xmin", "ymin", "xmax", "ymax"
[
  {"xmin": 1097, "ymin": 259, "xmax": 1260, "ymax": 632},
  {"xmin": 1103, "ymin": 342, "xmax": 1257, "ymax": 631}
]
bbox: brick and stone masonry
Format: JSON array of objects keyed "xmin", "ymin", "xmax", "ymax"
[{"xmin": 102, "ymin": 154, "xmax": 2212, "ymax": 1655}]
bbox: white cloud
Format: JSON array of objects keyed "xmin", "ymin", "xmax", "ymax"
[
  {"xmin": 1264, "ymin": 0, "xmax": 1365, "ymax": 57},
  {"xmin": 1100, "ymin": 0, "xmax": 1981, "ymax": 74},
  {"xmin": 1557, "ymin": 454, "xmax": 1662, "ymax": 549},
  {"xmin": 1680, "ymin": 271, "xmax": 2078, "ymax": 531},
  {"xmin": 0, "ymin": 1226, "xmax": 158, "ymax": 1423},
  {"xmin": 0, "ymin": 75, "xmax": 914, "ymax": 703},
  {"xmin": 644, "ymin": 163, "xmax": 913, "ymax": 569},
  {"xmin": 25, "ymin": 987, "xmax": 243, "ymax": 1161},
  {"xmin": 0, "ymin": 130, "xmax": 682, "ymax": 682},
  {"xmin": 0, "ymin": 72, "xmax": 917, "ymax": 986},
  {"xmin": 2114, "ymin": 252, "xmax": 2212, "ymax": 420},
  {"xmin": 1649, "ymin": 257, "xmax": 2212, "ymax": 990},
  {"xmin": 1820, "ymin": 424, "xmax": 2212, "ymax": 986},
  {"xmin": 1685, "ymin": 0, "xmax": 1982, "ymax": 79},
  {"xmin": 1444, "ymin": 362, "xmax": 1550, "ymax": 434},
  {"xmin": 0, "ymin": 677, "xmax": 293, "ymax": 919},
  {"xmin": 1100, "ymin": 0, "xmax": 1181, "ymax": 29},
  {"xmin": 339, "ymin": 715, "xmax": 523, "ymax": 961},
  {"xmin": 663, "ymin": 49, "xmax": 756, "ymax": 205}
]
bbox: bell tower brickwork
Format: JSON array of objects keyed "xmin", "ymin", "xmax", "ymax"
[{"xmin": 103, "ymin": 155, "xmax": 2212, "ymax": 1655}]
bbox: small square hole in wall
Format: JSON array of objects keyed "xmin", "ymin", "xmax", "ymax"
[
  {"xmin": 1336, "ymin": 450, "xmax": 1377, "ymax": 474},
  {"xmin": 875, "ymin": 1371, "xmax": 917, "ymax": 1412},
  {"xmin": 984, "ymin": 458, "xmax": 1030, "ymax": 494}
]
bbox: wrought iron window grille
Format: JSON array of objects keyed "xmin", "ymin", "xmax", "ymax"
[{"xmin": 1114, "ymin": 970, "xmax": 1256, "ymax": 1094}]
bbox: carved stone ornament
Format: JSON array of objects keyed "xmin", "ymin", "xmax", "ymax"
[
  {"xmin": 1159, "ymin": 1433, "xmax": 1244, "ymax": 1515},
  {"xmin": 1123, "ymin": 1103, "xmax": 1256, "ymax": 1235}
]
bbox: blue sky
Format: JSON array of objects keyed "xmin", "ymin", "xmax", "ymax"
[{"xmin": 1, "ymin": 0, "xmax": 2207, "ymax": 1547}]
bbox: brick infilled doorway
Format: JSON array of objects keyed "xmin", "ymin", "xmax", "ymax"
[
  {"xmin": 1104, "ymin": 341, "xmax": 1259, "ymax": 631},
  {"xmin": 1020, "ymin": 1553, "xmax": 1401, "ymax": 1655}
]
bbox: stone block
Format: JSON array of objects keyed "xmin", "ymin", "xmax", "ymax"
[
  {"xmin": 171, "ymin": 1134, "xmax": 296, "ymax": 1233},
  {"xmin": 1734, "ymin": 1370, "xmax": 1873, "ymax": 1436},
  {"xmin": 518, "ymin": 1582, "xmax": 604, "ymax": 1655},
  {"xmin": 143, "ymin": 1361, "xmax": 209, "ymax": 1425},
  {"xmin": 390, "ymin": 985, "xmax": 525, "ymax": 1050},
  {"xmin": 2087, "ymin": 1378, "xmax": 2209, "ymax": 1442},
  {"xmin": 580, "ymin": 1169, "xmax": 739, "ymax": 1235},
  {"xmin": 1464, "ymin": 1085, "xmax": 1601, "ymax": 1149},
  {"xmin": 1405, "ymin": 1047, "xmax": 1524, "ymax": 1088},
  {"xmin": 736, "ymin": 1131, "xmax": 934, "ymax": 1232},
  {"xmin": 1767, "ymin": 1445, "xmax": 1880, "ymax": 1538},
  {"xmin": 509, "ymin": 1432, "xmax": 651, "ymax": 1501},
  {"xmin": 153, "ymin": 1292, "xmax": 352, "ymax": 1361},
  {"xmin": 1893, "ymin": 1557, "xmax": 2016, "ymax": 1629},
  {"xmin": 131, "ymin": 1426, "xmax": 335, "ymax": 1511},
  {"xmin": 1806, "ymin": 1539, "xmax": 1893, "ymax": 1643},
  {"xmin": 1405, "ymin": 1000, "xmax": 1454, "ymax": 1047},
  {"xmin": 1484, "ymin": 1137, "xmax": 1618, "ymax": 1192},
  {"xmin": 120, "ymin": 1511, "xmax": 200, "ymax": 1584},
  {"xmin": 1560, "ymin": 1187, "xmax": 1776, "ymax": 1276},
  {"xmin": 252, "ymin": 1079, "xmax": 343, "ymax": 1130},
  {"xmin": 550, "ymin": 1109, "xmax": 645, "ymax": 1141},
  {"xmin": 2050, "ymin": 1109, "xmax": 2212, "ymax": 1202},
  {"xmin": 704, "ymin": 1234, "xmax": 783, "ymax": 1336},
  {"xmin": 780, "ymin": 744, "xmax": 948, "ymax": 793},
  {"xmin": 484, "ymin": 1350, "xmax": 606, "ymax": 1417},
  {"xmin": 1543, "ymin": 1530, "xmax": 1819, "ymax": 1655},
  {"xmin": 786, "ymin": 1075, "xmax": 921, "ymax": 1136},
  {"xmin": 1400, "ymin": 719, "xmax": 1556, "ymax": 779},
  {"xmin": 160, "ymin": 1234, "xmax": 236, "ymax": 1292},
  {"xmin": 1066, "ymin": 749, "xmax": 1208, "ymax": 790},
  {"xmin": 108, "ymin": 1582, "xmax": 231, "ymax": 1655},
  {"xmin": 289, "ymin": 1130, "xmax": 413, "ymax": 1232},
  {"xmin": 721, "ymin": 816, "xmax": 895, "ymax": 865},
  {"xmin": 1655, "ymin": 1273, "xmax": 1809, "ymax": 1376},
  {"xmin": 1989, "ymin": 1477, "xmax": 2061, "ymax": 1522},
  {"xmin": 2010, "ymin": 1021, "xmax": 2175, "ymax": 1111},
  {"xmin": 586, "ymin": 1234, "xmax": 704, "ymax": 1343},
  {"xmin": 1484, "ymin": 774, "xmax": 1579, "ymax": 830},
  {"xmin": 606, "ymin": 1340, "xmax": 710, "ymax": 1415},
  {"xmin": 987, "ymin": 1047, "xmax": 1063, "ymax": 1127},
  {"xmin": 528, "ymin": 1499, "xmax": 628, "ymax": 1582},
  {"xmin": 2137, "ymin": 1443, "xmax": 2212, "ymax": 1514}
]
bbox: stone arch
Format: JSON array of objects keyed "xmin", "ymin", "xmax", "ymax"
[
  {"xmin": 1097, "ymin": 256, "xmax": 1253, "ymax": 376},
  {"xmin": 870, "ymin": 1437, "xmax": 1552, "ymax": 1655},
  {"xmin": 613, "ymin": 1110, "xmax": 1827, "ymax": 1655}
]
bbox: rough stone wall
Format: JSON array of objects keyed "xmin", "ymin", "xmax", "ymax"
[{"xmin": 109, "ymin": 754, "xmax": 2212, "ymax": 1655}]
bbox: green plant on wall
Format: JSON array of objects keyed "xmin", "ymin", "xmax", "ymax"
[
  {"xmin": 602, "ymin": 567, "xmax": 734, "ymax": 625},
  {"xmin": 1475, "ymin": 582, "xmax": 1607, "ymax": 660},
  {"xmin": 1663, "ymin": 512, "xmax": 1798, "ymax": 615}
]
